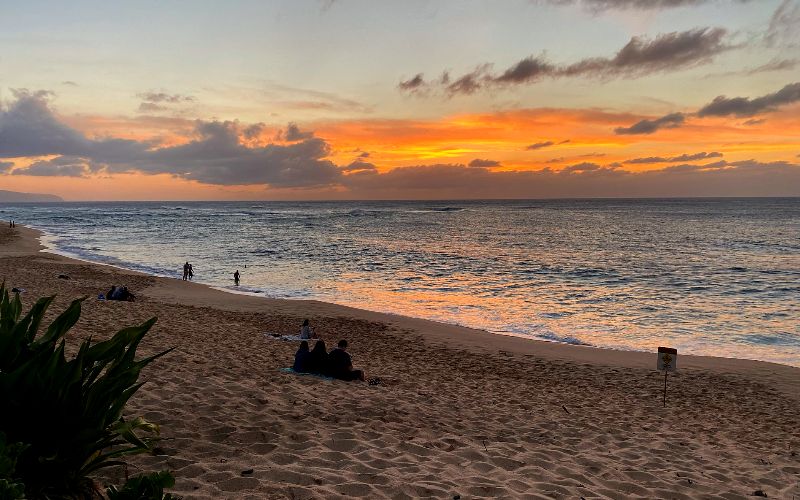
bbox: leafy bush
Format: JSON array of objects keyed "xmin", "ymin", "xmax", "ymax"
[
  {"xmin": 0, "ymin": 282, "xmax": 175, "ymax": 498},
  {"xmin": 0, "ymin": 432, "xmax": 26, "ymax": 500},
  {"xmin": 106, "ymin": 471, "xmax": 179, "ymax": 500}
]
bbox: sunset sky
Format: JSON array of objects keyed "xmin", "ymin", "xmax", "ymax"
[{"xmin": 1, "ymin": 0, "xmax": 799, "ymax": 200}]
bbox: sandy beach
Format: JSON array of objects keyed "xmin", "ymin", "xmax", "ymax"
[{"xmin": 1, "ymin": 224, "xmax": 798, "ymax": 499}]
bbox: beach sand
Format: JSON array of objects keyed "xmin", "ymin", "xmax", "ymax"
[{"xmin": 1, "ymin": 225, "xmax": 798, "ymax": 499}]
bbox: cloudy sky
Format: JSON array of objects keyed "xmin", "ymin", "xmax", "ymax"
[{"xmin": 0, "ymin": 0, "xmax": 798, "ymax": 200}]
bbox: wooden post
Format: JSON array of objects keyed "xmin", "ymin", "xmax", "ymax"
[{"xmin": 657, "ymin": 347, "xmax": 677, "ymax": 408}]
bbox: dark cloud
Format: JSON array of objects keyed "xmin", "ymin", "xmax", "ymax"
[
  {"xmin": 526, "ymin": 141, "xmax": 555, "ymax": 150},
  {"xmin": 341, "ymin": 159, "xmax": 800, "ymax": 198},
  {"xmin": 468, "ymin": 159, "xmax": 502, "ymax": 168},
  {"xmin": 398, "ymin": 74, "xmax": 426, "ymax": 92},
  {"xmin": 560, "ymin": 162, "xmax": 605, "ymax": 173},
  {"xmin": 614, "ymin": 112, "xmax": 685, "ymax": 135},
  {"xmin": 697, "ymin": 82, "xmax": 800, "ymax": 117},
  {"xmin": 560, "ymin": 28, "xmax": 727, "ymax": 78},
  {"xmin": 544, "ymin": 152, "xmax": 603, "ymax": 164},
  {"xmin": 0, "ymin": 89, "xmax": 94, "ymax": 157},
  {"xmin": 445, "ymin": 65, "xmax": 492, "ymax": 95},
  {"xmin": 136, "ymin": 91, "xmax": 195, "ymax": 114},
  {"xmin": 624, "ymin": 151, "xmax": 723, "ymax": 163},
  {"xmin": 282, "ymin": 122, "xmax": 315, "ymax": 142},
  {"xmin": 11, "ymin": 156, "xmax": 101, "ymax": 177},
  {"xmin": 138, "ymin": 102, "xmax": 168, "ymax": 113},
  {"xmin": 494, "ymin": 57, "xmax": 555, "ymax": 84},
  {"xmin": 615, "ymin": 81, "xmax": 800, "ymax": 134},
  {"xmin": 659, "ymin": 160, "xmax": 728, "ymax": 172},
  {"xmin": 743, "ymin": 118, "xmax": 766, "ymax": 125},
  {"xmin": 0, "ymin": 161, "xmax": 13, "ymax": 173},
  {"xmin": 340, "ymin": 160, "xmax": 377, "ymax": 172},
  {"xmin": 137, "ymin": 92, "xmax": 195, "ymax": 104},
  {"xmin": 357, "ymin": 151, "xmax": 370, "ymax": 158},
  {"xmin": 1, "ymin": 91, "xmax": 341, "ymax": 188},
  {"xmin": 408, "ymin": 28, "xmax": 729, "ymax": 95},
  {"xmin": 242, "ymin": 123, "xmax": 266, "ymax": 140}
]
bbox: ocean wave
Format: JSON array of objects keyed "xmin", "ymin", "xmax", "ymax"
[{"xmin": 537, "ymin": 332, "xmax": 590, "ymax": 346}]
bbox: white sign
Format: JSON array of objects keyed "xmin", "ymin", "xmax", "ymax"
[{"xmin": 657, "ymin": 347, "xmax": 677, "ymax": 372}]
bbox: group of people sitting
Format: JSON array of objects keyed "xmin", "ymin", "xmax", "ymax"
[
  {"xmin": 103, "ymin": 285, "xmax": 135, "ymax": 302},
  {"xmin": 293, "ymin": 339, "xmax": 365, "ymax": 381}
]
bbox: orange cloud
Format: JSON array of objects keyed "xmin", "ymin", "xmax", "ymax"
[{"xmin": 4, "ymin": 95, "xmax": 799, "ymax": 200}]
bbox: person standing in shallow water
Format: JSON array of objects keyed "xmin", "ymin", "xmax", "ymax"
[
  {"xmin": 234, "ymin": 270, "xmax": 240, "ymax": 286},
  {"xmin": 188, "ymin": 263, "xmax": 194, "ymax": 280},
  {"xmin": 182, "ymin": 262, "xmax": 189, "ymax": 281}
]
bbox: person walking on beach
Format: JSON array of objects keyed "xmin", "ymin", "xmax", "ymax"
[
  {"xmin": 182, "ymin": 262, "xmax": 190, "ymax": 281},
  {"xmin": 234, "ymin": 270, "xmax": 240, "ymax": 286}
]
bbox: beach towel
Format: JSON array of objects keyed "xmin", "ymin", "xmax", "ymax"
[
  {"xmin": 279, "ymin": 367, "xmax": 334, "ymax": 380},
  {"xmin": 280, "ymin": 368, "xmax": 383, "ymax": 386},
  {"xmin": 264, "ymin": 333, "xmax": 305, "ymax": 341}
]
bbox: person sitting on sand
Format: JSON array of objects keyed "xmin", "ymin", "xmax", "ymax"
[
  {"xmin": 327, "ymin": 339, "xmax": 366, "ymax": 381},
  {"xmin": 307, "ymin": 340, "xmax": 328, "ymax": 375},
  {"xmin": 293, "ymin": 341, "xmax": 311, "ymax": 373},
  {"xmin": 299, "ymin": 319, "xmax": 316, "ymax": 339},
  {"xmin": 106, "ymin": 285, "xmax": 135, "ymax": 302},
  {"xmin": 120, "ymin": 286, "xmax": 135, "ymax": 302}
]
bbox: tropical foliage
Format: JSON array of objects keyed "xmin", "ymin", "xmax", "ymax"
[
  {"xmin": 0, "ymin": 282, "xmax": 177, "ymax": 498},
  {"xmin": 106, "ymin": 471, "xmax": 180, "ymax": 500}
]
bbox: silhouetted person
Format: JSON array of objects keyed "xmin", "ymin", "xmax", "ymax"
[
  {"xmin": 234, "ymin": 270, "xmax": 240, "ymax": 286},
  {"xmin": 120, "ymin": 286, "xmax": 135, "ymax": 302},
  {"xmin": 188, "ymin": 264, "xmax": 194, "ymax": 280},
  {"xmin": 105, "ymin": 285, "xmax": 134, "ymax": 301},
  {"xmin": 182, "ymin": 262, "xmax": 190, "ymax": 281},
  {"xmin": 308, "ymin": 340, "xmax": 328, "ymax": 375},
  {"xmin": 299, "ymin": 318, "xmax": 316, "ymax": 339},
  {"xmin": 327, "ymin": 339, "xmax": 365, "ymax": 381},
  {"xmin": 293, "ymin": 341, "xmax": 311, "ymax": 373}
]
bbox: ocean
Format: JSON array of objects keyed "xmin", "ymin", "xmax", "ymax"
[{"xmin": 3, "ymin": 198, "xmax": 798, "ymax": 367}]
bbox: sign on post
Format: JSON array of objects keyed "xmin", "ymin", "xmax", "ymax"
[
  {"xmin": 657, "ymin": 347, "xmax": 677, "ymax": 407},
  {"xmin": 657, "ymin": 347, "xmax": 677, "ymax": 372}
]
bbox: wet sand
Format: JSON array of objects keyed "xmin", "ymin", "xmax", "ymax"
[{"xmin": 1, "ymin": 225, "xmax": 798, "ymax": 499}]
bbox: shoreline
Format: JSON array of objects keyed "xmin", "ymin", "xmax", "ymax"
[
  {"xmin": 23, "ymin": 224, "xmax": 800, "ymax": 374},
  {"xmin": 2, "ymin": 224, "xmax": 799, "ymax": 498},
  {"xmin": 11, "ymin": 224, "xmax": 800, "ymax": 397}
]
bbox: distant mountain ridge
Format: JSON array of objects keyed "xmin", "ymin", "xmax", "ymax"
[{"xmin": 0, "ymin": 190, "xmax": 63, "ymax": 202}]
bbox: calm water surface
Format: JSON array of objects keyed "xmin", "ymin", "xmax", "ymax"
[{"xmin": 4, "ymin": 199, "xmax": 798, "ymax": 366}]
